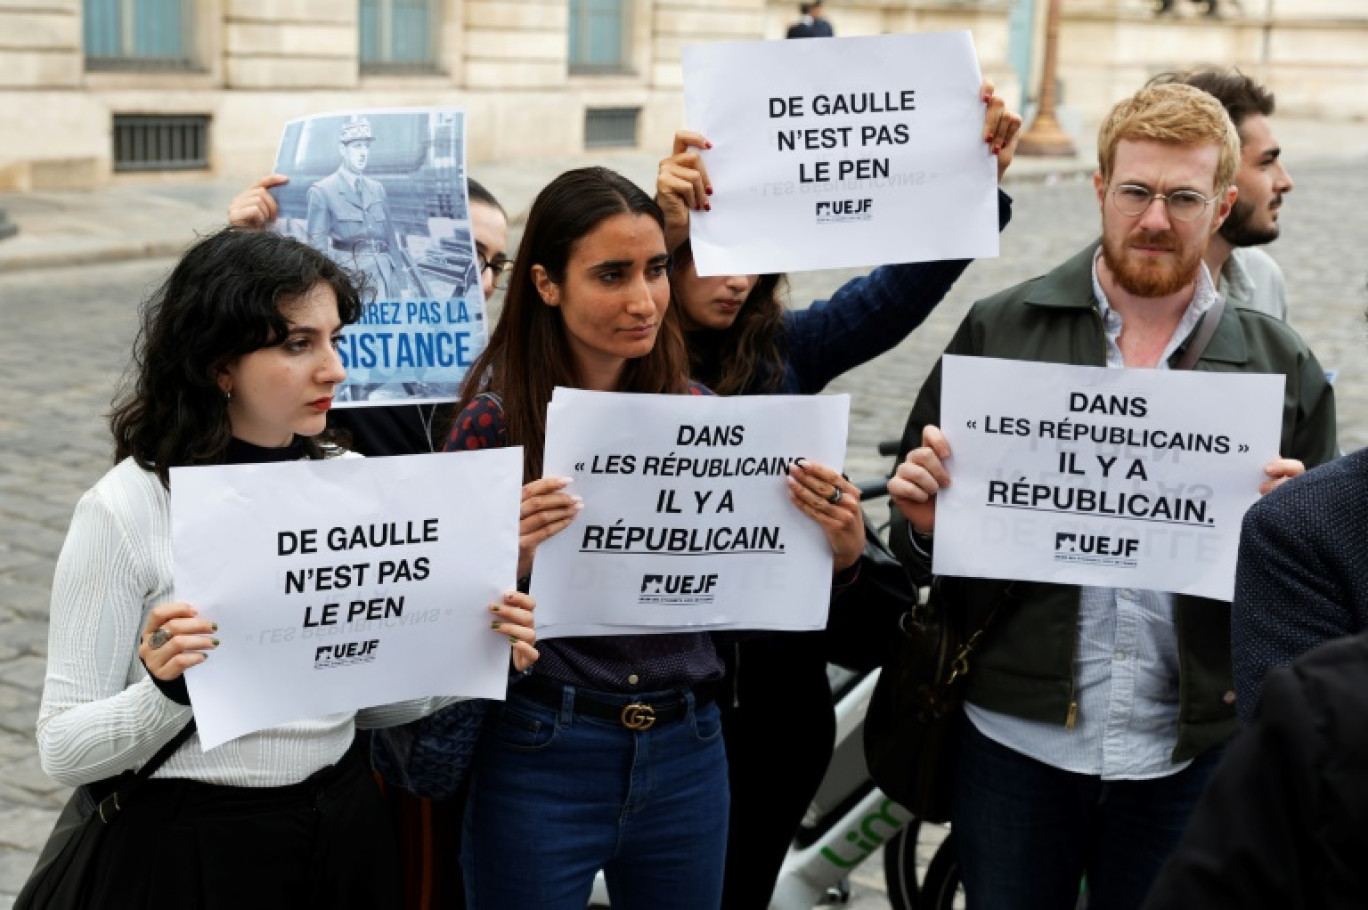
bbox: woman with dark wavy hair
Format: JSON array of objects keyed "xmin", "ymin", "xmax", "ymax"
[
  {"xmin": 35, "ymin": 228, "xmax": 536, "ymax": 910},
  {"xmin": 109, "ymin": 229, "xmax": 360, "ymax": 476},
  {"xmin": 656, "ymin": 83, "xmax": 1022, "ymax": 908},
  {"xmin": 444, "ymin": 166, "xmax": 866, "ymax": 909}
]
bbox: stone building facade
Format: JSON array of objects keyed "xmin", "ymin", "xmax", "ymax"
[{"xmin": 0, "ymin": 0, "xmax": 1363, "ymax": 190}]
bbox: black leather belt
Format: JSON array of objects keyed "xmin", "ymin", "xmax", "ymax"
[{"xmin": 514, "ymin": 674, "xmax": 716, "ymax": 731}]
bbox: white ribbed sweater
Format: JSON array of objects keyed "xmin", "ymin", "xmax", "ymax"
[{"xmin": 37, "ymin": 457, "xmax": 459, "ymax": 788}]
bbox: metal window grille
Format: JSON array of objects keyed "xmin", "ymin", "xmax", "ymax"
[
  {"xmin": 584, "ymin": 108, "xmax": 639, "ymax": 149},
  {"xmin": 112, "ymin": 115, "xmax": 210, "ymax": 172},
  {"xmin": 569, "ymin": 0, "xmax": 630, "ymax": 73},
  {"xmin": 360, "ymin": 0, "xmax": 440, "ymax": 74},
  {"xmin": 84, "ymin": 0, "xmax": 195, "ymax": 71}
]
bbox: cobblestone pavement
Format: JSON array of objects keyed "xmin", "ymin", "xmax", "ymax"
[{"xmin": 0, "ymin": 156, "xmax": 1364, "ymax": 907}]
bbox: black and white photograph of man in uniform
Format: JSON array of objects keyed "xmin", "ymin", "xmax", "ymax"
[
  {"xmin": 269, "ymin": 109, "xmax": 486, "ymax": 405},
  {"xmin": 306, "ymin": 116, "xmax": 414, "ymax": 304}
]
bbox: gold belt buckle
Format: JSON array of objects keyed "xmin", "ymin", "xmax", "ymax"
[{"xmin": 621, "ymin": 703, "xmax": 656, "ymax": 730}]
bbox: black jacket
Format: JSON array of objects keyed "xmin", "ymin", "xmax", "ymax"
[{"xmin": 1144, "ymin": 632, "xmax": 1368, "ymax": 909}]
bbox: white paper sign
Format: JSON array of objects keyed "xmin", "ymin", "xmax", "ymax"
[
  {"xmin": 173, "ymin": 451, "xmax": 521, "ymax": 750},
  {"xmin": 682, "ymin": 31, "xmax": 998, "ymax": 276},
  {"xmin": 934, "ymin": 356, "xmax": 1284, "ymax": 600},
  {"xmin": 529, "ymin": 389, "xmax": 850, "ymax": 637}
]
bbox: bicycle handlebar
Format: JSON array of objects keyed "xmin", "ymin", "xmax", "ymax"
[
  {"xmin": 856, "ymin": 478, "xmax": 889, "ymax": 500},
  {"xmin": 852, "ymin": 440, "xmax": 901, "ymax": 502}
]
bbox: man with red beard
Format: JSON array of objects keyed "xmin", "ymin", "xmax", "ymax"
[
  {"xmin": 1151, "ymin": 68, "xmax": 1295, "ymax": 321},
  {"xmin": 882, "ymin": 83, "xmax": 1336, "ymax": 910}
]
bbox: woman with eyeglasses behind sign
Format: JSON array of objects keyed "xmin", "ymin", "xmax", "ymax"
[
  {"xmin": 32, "ymin": 228, "xmax": 536, "ymax": 910},
  {"xmin": 654, "ymin": 83, "xmax": 1021, "ymax": 909}
]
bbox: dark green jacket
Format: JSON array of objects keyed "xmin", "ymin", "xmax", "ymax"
[{"xmin": 890, "ymin": 242, "xmax": 1338, "ymax": 762}]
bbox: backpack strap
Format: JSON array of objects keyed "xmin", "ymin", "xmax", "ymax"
[
  {"xmin": 1173, "ymin": 295, "xmax": 1226, "ymax": 371},
  {"xmin": 96, "ymin": 719, "xmax": 197, "ymax": 823}
]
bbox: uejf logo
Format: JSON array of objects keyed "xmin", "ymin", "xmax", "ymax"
[
  {"xmin": 815, "ymin": 199, "xmax": 874, "ymax": 224},
  {"xmin": 639, "ymin": 573, "xmax": 718, "ymax": 605},
  {"xmin": 314, "ymin": 639, "xmax": 380, "ymax": 669},
  {"xmin": 1054, "ymin": 532, "xmax": 1139, "ymax": 566}
]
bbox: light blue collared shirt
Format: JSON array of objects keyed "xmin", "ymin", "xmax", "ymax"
[{"xmin": 966, "ymin": 252, "xmax": 1220, "ymax": 780}]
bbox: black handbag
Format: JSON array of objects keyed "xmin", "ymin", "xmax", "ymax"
[
  {"xmin": 15, "ymin": 720, "xmax": 196, "ymax": 910},
  {"xmin": 825, "ymin": 514, "xmax": 922, "ymax": 673},
  {"xmin": 863, "ymin": 580, "xmax": 1012, "ymax": 823}
]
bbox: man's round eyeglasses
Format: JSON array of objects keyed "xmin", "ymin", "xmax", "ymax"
[
  {"xmin": 1109, "ymin": 184, "xmax": 1218, "ymax": 223},
  {"xmin": 478, "ymin": 253, "xmax": 513, "ymax": 290}
]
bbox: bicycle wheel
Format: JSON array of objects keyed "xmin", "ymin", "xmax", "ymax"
[
  {"xmin": 880, "ymin": 821, "xmax": 922, "ymax": 910},
  {"xmin": 920, "ymin": 830, "xmax": 963, "ymax": 910}
]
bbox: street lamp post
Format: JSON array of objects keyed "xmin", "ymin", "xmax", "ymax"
[{"xmin": 1018, "ymin": 0, "xmax": 1076, "ymax": 157}]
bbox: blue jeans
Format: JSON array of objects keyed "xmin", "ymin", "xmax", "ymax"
[
  {"xmin": 953, "ymin": 714, "xmax": 1223, "ymax": 910},
  {"xmin": 461, "ymin": 683, "xmax": 730, "ymax": 910}
]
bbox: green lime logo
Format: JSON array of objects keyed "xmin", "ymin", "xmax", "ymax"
[{"xmin": 819, "ymin": 798, "xmax": 911, "ymax": 868}]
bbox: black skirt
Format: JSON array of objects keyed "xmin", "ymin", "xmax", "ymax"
[{"xmin": 80, "ymin": 735, "xmax": 401, "ymax": 910}]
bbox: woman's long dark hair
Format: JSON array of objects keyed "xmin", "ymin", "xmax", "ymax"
[
  {"xmin": 110, "ymin": 228, "xmax": 362, "ymax": 486},
  {"xmin": 672, "ymin": 241, "xmax": 788, "ymax": 396},
  {"xmin": 453, "ymin": 167, "xmax": 689, "ymax": 481}
]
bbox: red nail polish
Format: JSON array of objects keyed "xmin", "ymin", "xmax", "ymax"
[
  {"xmin": 705, "ymin": 142, "xmax": 713, "ymax": 149},
  {"xmin": 704, "ymin": 203, "xmax": 712, "ymax": 211},
  {"xmin": 705, "ymin": 186, "xmax": 713, "ymax": 195}
]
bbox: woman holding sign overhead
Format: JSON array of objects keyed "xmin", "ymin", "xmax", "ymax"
[
  {"xmin": 655, "ymin": 83, "xmax": 1020, "ymax": 908},
  {"xmin": 443, "ymin": 166, "xmax": 865, "ymax": 909},
  {"xmin": 227, "ymin": 174, "xmax": 512, "ymax": 457},
  {"xmin": 32, "ymin": 228, "xmax": 536, "ymax": 910}
]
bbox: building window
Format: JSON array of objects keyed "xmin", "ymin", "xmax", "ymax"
[
  {"xmin": 585, "ymin": 108, "xmax": 639, "ymax": 149},
  {"xmin": 84, "ymin": 0, "xmax": 195, "ymax": 71},
  {"xmin": 360, "ymin": 0, "xmax": 440, "ymax": 74},
  {"xmin": 569, "ymin": 0, "xmax": 631, "ymax": 74},
  {"xmin": 112, "ymin": 115, "xmax": 210, "ymax": 173}
]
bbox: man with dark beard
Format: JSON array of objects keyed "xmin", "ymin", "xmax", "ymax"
[
  {"xmin": 882, "ymin": 83, "xmax": 1336, "ymax": 910},
  {"xmin": 1151, "ymin": 69, "xmax": 1294, "ymax": 320}
]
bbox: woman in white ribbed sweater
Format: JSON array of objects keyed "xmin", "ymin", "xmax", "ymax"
[{"xmin": 35, "ymin": 228, "xmax": 536, "ymax": 910}]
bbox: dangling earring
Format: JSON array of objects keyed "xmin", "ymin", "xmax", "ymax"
[{"xmin": 223, "ymin": 388, "xmax": 233, "ymax": 402}]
